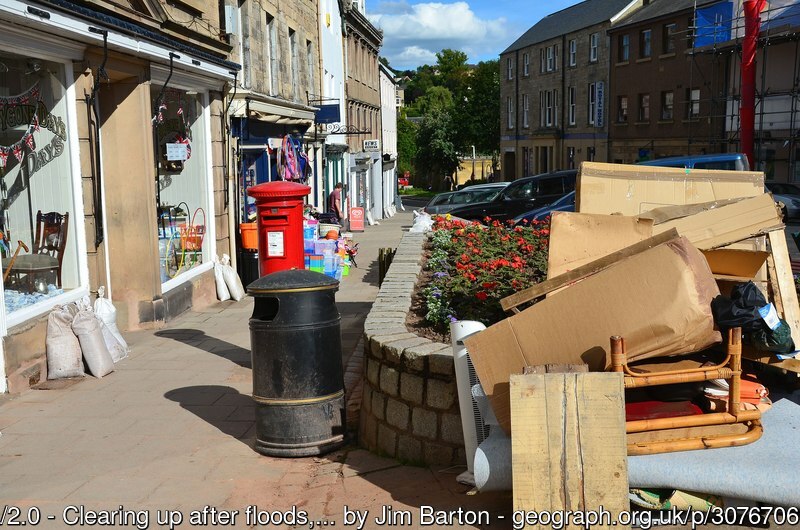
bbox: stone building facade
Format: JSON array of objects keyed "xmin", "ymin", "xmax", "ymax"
[{"xmin": 499, "ymin": 0, "xmax": 642, "ymax": 180}]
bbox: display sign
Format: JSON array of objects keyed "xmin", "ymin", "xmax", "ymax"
[
  {"xmin": 315, "ymin": 104, "xmax": 341, "ymax": 124},
  {"xmin": 267, "ymin": 231, "xmax": 285, "ymax": 257},
  {"xmin": 166, "ymin": 143, "xmax": 189, "ymax": 161},
  {"xmin": 363, "ymin": 139, "xmax": 380, "ymax": 152},
  {"xmin": 349, "ymin": 207, "xmax": 365, "ymax": 232},
  {"xmin": 594, "ymin": 81, "xmax": 605, "ymax": 128}
]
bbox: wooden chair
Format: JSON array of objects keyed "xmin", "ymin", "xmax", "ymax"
[
  {"xmin": 610, "ymin": 327, "xmax": 763, "ymax": 455},
  {"xmin": 4, "ymin": 211, "xmax": 69, "ymax": 290}
]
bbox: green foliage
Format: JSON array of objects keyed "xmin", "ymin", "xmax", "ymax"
[
  {"xmin": 397, "ymin": 113, "xmax": 418, "ymax": 180},
  {"xmin": 423, "ymin": 217, "xmax": 550, "ymax": 332},
  {"xmin": 414, "ymin": 108, "xmax": 460, "ymax": 191},
  {"xmin": 412, "ymin": 86, "xmax": 454, "ymax": 115},
  {"xmin": 454, "ymin": 59, "xmax": 500, "ymax": 156}
]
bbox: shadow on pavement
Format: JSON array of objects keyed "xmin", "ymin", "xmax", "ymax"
[
  {"xmin": 155, "ymin": 329, "xmax": 251, "ymax": 368},
  {"xmin": 164, "ymin": 385, "xmax": 255, "ymax": 449},
  {"xmin": 325, "ymin": 446, "xmax": 513, "ymax": 525}
]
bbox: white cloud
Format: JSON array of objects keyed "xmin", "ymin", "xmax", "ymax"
[{"xmin": 368, "ymin": 2, "xmax": 507, "ymax": 70}]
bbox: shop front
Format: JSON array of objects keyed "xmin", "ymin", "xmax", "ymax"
[
  {"xmin": 228, "ymin": 96, "xmax": 318, "ymax": 285},
  {"xmin": 0, "ymin": 0, "xmax": 238, "ymax": 392},
  {"xmin": 0, "ymin": 31, "xmax": 89, "ymax": 392}
]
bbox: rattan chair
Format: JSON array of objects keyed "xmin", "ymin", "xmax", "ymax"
[{"xmin": 610, "ymin": 327, "xmax": 762, "ymax": 455}]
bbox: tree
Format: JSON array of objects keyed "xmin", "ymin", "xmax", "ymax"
[
  {"xmin": 397, "ymin": 112, "xmax": 418, "ymax": 181},
  {"xmin": 435, "ymin": 49, "xmax": 469, "ymax": 98},
  {"xmin": 413, "ymin": 107, "xmax": 461, "ymax": 191},
  {"xmin": 454, "ymin": 59, "xmax": 500, "ymax": 157},
  {"xmin": 412, "ymin": 86, "xmax": 454, "ymax": 116}
]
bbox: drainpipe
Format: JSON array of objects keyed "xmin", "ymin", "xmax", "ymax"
[{"xmin": 741, "ymin": 0, "xmax": 765, "ymax": 168}]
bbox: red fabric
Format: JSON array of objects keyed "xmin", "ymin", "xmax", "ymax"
[{"xmin": 625, "ymin": 400, "xmax": 704, "ymax": 422}]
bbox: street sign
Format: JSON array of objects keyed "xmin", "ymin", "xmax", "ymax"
[
  {"xmin": 349, "ymin": 207, "xmax": 365, "ymax": 232},
  {"xmin": 363, "ymin": 139, "xmax": 380, "ymax": 152}
]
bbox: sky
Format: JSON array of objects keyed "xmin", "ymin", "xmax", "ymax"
[{"xmin": 364, "ymin": 0, "xmax": 584, "ymax": 71}]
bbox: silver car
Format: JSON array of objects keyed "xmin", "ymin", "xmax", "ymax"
[
  {"xmin": 423, "ymin": 183, "xmax": 509, "ymax": 215},
  {"xmin": 766, "ymin": 182, "xmax": 800, "ymax": 220}
]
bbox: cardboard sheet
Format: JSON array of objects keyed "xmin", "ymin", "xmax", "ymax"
[
  {"xmin": 701, "ymin": 248, "xmax": 770, "ymax": 280},
  {"xmin": 652, "ymin": 194, "xmax": 783, "ymax": 250},
  {"xmin": 547, "ymin": 211, "xmax": 654, "ymax": 278},
  {"xmin": 465, "ymin": 236, "xmax": 722, "ymax": 434},
  {"xmin": 577, "ymin": 161, "xmax": 764, "ymax": 216}
]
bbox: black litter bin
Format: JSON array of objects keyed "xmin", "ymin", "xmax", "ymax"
[
  {"xmin": 247, "ymin": 269, "xmax": 346, "ymax": 457},
  {"xmin": 237, "ymin": 249, "xmax": 259, "ymax": 287}
]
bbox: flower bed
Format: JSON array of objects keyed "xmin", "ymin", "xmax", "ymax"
[{"xmin": 422, "ymin": 216, "xmax": 550, "ymax": 334}]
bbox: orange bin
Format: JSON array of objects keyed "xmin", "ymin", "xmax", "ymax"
[{"xmin": 240, "ymin": 222, "xmax": 258, "ymax": 250}]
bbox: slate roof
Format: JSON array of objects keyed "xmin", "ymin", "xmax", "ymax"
[
  {"xmin": 502, "ymin": 0, "xmax": 636, "ymax": 55},
  {"xmin": 612, "ymin": 0, "xmax": 720, "ymax": 30}
]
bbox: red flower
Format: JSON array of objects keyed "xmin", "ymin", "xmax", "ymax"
[
  {"xmin": 482, "ymin": 282, "xmax": 497, "ymax": 290},
  {"xmin": 476, "ymin": 291, "xmax": 488, "ymax": 301}
]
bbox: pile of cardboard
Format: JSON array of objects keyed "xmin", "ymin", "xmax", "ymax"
[
  {"xmin": 465, "ymin": 161, "xmax": 799, "ymax": 434},
  {"xmin": 463, "ymin": 162, "xmax": 800, "ymax": 518}
]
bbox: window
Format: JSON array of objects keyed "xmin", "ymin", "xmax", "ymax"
[
  {"xmin": 523, "ymin": 52, "xmax": 529, "ymax": 76},
  {"xmin": 618, "ymin": 34, "xmax": 630, "ymax": 62},
  {"xmin": 687, "ymin": 88, "xmax": 700, "ymax": 117},
  {"xmin": 539, "ymin": 91, "xmax": 545, "ymax": 127},
  {"xmin": 546, "ymin": 46, "xmax": 554, "ymax": 71},
  {"xmin": 638, "ymin": 93, "xmax": 650, "ymax": 121},
  {"xmin": 661, "ymin": 91, "xmax": 674, "ymax": 120},
  {"xmin": 617, "ymin": 96, "xmax": 628, "ymax": 123},
  {"xmin": 540, "ymin": 48, "xmax": 545, "ymax": 73},
  {"xmin": 153, "ymin": 87, "xmax": 210, "ymax": 283},
  {"xmin": 507, "ymin": 57, "xmax": 513, "ymax": 80},
  {"xmin": 545, "ymin": 91, "xmax": 553, "ymax": 126},
  {"xmin": 569, "ymin": 39, "xmax": 576, "ymax": 66},
  {"xmin": 289, "ymin": 28, "xmax": 299, "ymax": 100},
  {"xmin": 588, "ymin": 82, "xmax": 596, "ymax": 125},
  {"xmin": 523, "ymin": 94, "xmax": 529, "ymax": 128},
  {"xmin": 640, "ymin": 29, "xmax": 652, "ymax": 58},
  {"xmin": 568, "ymin": 86, "xmax": 576, "ymax": 125},
  {"xmin": 306, "ymin": 40, "xmax": 314, "ymax": 90},
  {"xmin": 0, "ymin": 55, "xmax": 83, "ymax": 313},
  {"xmin": 553, "ymin": 89, "xmax": 559, "ymax": 127},
  {"xmin": 662, "ymin": 23, "xmax": 676, "ymax": 54},
  {"xmin": 507, "ymin": 97, "xmax": 514, "ymax": 128},
  {"xmin": 590, "ymin": 33, "xmax": 599, "ymax": 62},
  {"xmin": 266, "ymin": 13, "xmax": 278, "ymax": 95}
]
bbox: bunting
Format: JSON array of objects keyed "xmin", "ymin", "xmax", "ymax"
[{"xmin": 0, "ymin": 82, "xmax": 44, "ymax": 169}]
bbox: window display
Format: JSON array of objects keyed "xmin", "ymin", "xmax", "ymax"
[
  {"xmin": 0, "ymin": 54, "xmax": 78, "ymax": 314},
  {"xmin": 152, "ymin": 87, "xmax": 210, "ymax": 283}
]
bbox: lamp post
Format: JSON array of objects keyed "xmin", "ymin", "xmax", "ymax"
[{"xmin": 471, "ymin": 145, "xmax": 476, "ymax": 180}]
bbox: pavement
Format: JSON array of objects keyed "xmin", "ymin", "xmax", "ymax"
[{"xmin": 0, "ymin": 201, "xmax": 511, "ymax": 529}]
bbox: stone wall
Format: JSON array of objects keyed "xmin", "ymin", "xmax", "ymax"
[{"xmin": 358, "ymin": 232, "xmax": 466, "ymax": 466}]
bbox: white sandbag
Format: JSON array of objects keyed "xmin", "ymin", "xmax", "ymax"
[
  {"xmin": 71, "ymin": 310, "xmax": 114, "ymax": 378},
  {"xmin": 94, "ymin": 286, "xmax": 129, "ymax": 359},
  {"xmin": 221, "ymin": 254, "xmax": 245, "ymax": 301},
  {"xmin": 99, "ymin": 320, "xmax": 127, "ymax": 363},
  {"xmin": 45, "ymin": 306, "xmax": 84, "ymax": 379},
  {"xmin": 214, "ymin": 256, "xmax": 231, "ymax": 301},
  {"xmin": 409, "ymin": 211, "xmax": 434, "ymax": 233}
]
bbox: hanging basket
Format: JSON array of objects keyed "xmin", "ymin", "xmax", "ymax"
[{"xmin": 180, "ymin": 208, "xmax": 206, "ymax": 251}]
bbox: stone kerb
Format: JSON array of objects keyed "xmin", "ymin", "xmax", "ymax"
[{"xmin": 358, "ymin": 232, "xmax": 465, "ymax": 466}]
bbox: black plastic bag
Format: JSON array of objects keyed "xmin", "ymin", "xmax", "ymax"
[
  {"xmin": 750, "ymin": 318, "xmax": 795, "ymax": 353},
  {"xmin": 710, "ymin": 281, "xmax": 768, "ymax": 332}
]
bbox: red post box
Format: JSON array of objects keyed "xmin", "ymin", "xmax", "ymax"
[{"xmin": 247, "ymin": 181, "xmax": 311, "ymax": 276}]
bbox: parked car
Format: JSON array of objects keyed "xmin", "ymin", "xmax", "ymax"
[
  {"xmin": 637, "ymin": 153, "xmax": 751, "ymax": 171},
  {"xmin": 422, "ymin": 192, "xmax": 458, "ymax": 214},
  {"xmin": 446, "ymin": 170, "xmax": 577, "ymax": 222},
  {"xmin": 422, "ymin": 183, "xmax": 509, "ymax": 215},
  {"xmin": 514, "ymin": 191, "xmax": 576, "ymax": 225},
  {"xmin": 766, "ymin": 182, "xmax": 800, "ymax": 220}
]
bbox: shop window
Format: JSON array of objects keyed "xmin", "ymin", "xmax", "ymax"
[
  {"xmin": 153, "ymin": 88, "xmax": 210, "ymax": 283},
  {"xmin": 0, "ymin": 55, "xmax": 80, "ymax": 314}
]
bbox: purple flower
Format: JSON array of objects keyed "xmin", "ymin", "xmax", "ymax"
[
  {"xmin": 448, "ymin": 314, "xmax": 457, "ymax": 323},
  {"xmin": 433, "ymin": 272, "xmax": 448, "ymax": 278}
]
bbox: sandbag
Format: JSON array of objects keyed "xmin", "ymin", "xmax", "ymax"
[
  {"xmin": 94, "ymin": 286, "xmax": 129, "ymax": 361},
  {"xmin": 45, "ymin": 306, "xmax": 84, "ymax": 379},
  {"xmin": 214, "ymin": 256, "xmax": 231, "ymax": 301},
  {"xmin": 71, "ymin": 310, "xmax": 114, "ymax": 378},
  {"xmin": 221, "ymin": 254, "xmax": 245, "ymax": 301}
]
